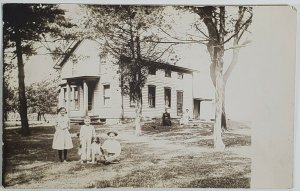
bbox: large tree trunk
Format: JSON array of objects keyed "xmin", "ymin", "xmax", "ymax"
[
  {"xmin": 221, "ymin": 88, "xmax": 227, "ymax": 131},
  {"xmin": 135, "ymin": 98, "xmax": 142, "ymax": 136},
  {"xmin": 15, "ymin": 30, "xmax": 30, "ymax": 136},
  {"xmin": 212, "ymin": 11, "xmax": 226, "ymax": 149},
  {"xmin": 213, "ymin": 54, "xmax": 225, "ymax": 151},
  {"xmin": 222, "ymin": 105, "xmax": 227, "ymax": 131},
  {"xmin": 210, "ymin": 63, "xmax": 227, "ymax": 131},
  {"xmin": 221, "ymin": 38, "xmax": 240, "ymax": 132}
]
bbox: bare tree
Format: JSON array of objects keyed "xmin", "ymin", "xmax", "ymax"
[
  {"xmin": 86, "ymin": 5, "xmax": 177, "ymax": 136},
  {"xmin": 187, "ymin": 6, "xmax": 253, "ymax": 150},
  {"xmin": 161, "ymin": 6, "xmax": 253, "ymax": 150}
]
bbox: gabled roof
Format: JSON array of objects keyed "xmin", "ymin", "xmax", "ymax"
[
  {"xmin": 120, "ymin": 55, "xmax": 199, "ymax": 74},
  {"xmin": 53, "ymin": 39, "xmax": 199, "ymax": 74},
  {"xmin": 53, "ymin": 40, "xmax": 83, "ymax": 69},
  {"xmin": 144, "ymin": 60, "xmax": 199, "ymax": 74}
]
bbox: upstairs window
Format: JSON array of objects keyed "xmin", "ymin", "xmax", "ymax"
[
  {"xmin": 165, "ymin": 68, "xmax": 171, "ymax": 77},
  {"xmin": 148, "ymin": 85, "xmax": 156, "ymax": 107}
]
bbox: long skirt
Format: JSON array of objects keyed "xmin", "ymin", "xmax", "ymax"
[{"xmin": 52, "ymin": 129, "xmax": 73, "ymax": 150}]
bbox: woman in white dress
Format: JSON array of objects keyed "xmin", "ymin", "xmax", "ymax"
[
  {"xmin": 52, "ymin": 107, "xmax": 73, "ymax": 162},
  {"xmin": 180, "ymin": 109, "xmax": 190, "ymax": 126}
]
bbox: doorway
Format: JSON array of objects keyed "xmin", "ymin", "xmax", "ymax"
[{"xmin": 193, "ymin": 99, "xmax": 201, "ymax": 120}]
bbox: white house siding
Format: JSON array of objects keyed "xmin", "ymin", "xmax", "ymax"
[
  {"xmin": 92, "ymin": 63, "xmax": 123, "ymax": 121},
  {"xmin": 122, "ymin": 69, "xmax": 194, "ymax": 119},
  {"xmin": 59, "ymin": 40, "xmax": 101, "ymax": 79}
]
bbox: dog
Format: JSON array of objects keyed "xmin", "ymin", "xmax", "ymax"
[{"xmin": 90, "ymin": 136, "xmax": 104, "ymax": 164}]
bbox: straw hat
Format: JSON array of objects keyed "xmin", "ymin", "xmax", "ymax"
[{"xmin": 107, "ymin": 131, "xmax": 118, "ymax": 136}]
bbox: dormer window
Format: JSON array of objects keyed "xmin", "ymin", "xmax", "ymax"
[{"xmin": 165, "ymin": 68, "xmax": 171, "ymax": 77}]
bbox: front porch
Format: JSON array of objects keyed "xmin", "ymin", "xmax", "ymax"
[{"xmin": 58, "ymin": 76, "xmax": 100, "ymax": 121}]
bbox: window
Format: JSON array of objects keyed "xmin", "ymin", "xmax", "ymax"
[
  {"xmin": 74, "ymin": 87, "xmax": 80, "ymax": 110},
  {"xmin": 165, "ymin": 68, "xmax": 171, "ymax": 77},
  {"xmin": 63, "ymin": 88, "xmax": 67, "ymax": 101},
  {"xmin": 177, "ymin": 91, "xmax": 183, "ymax": 116},
  {"xmin": 164, "ymin": 88, "xmax": 171, "ymax": 108},
  {"xmin": 177, "ymin": 72, "xmax": 183, "ymax": 79},
  {"xmin": 103, "ymin": 85, "xmax": 111, "ymax": 106},
  {"xmin": 148, "ymin": 85, "xmax": 156, "ymax": 107},
  {"xmin": 149, "ymin": 67, "xmax": 156, "ymax": 75}
]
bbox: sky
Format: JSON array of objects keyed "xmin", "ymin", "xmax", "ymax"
[{"xmin": 4, "ymin": 5, "xmax": 295, "ymax": 122}]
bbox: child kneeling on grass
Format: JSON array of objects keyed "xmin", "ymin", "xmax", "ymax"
[
  {"xmin": 101, "ymin": 131, "xmax": 121, "ymax": 164},
  {"xmin": 79, "ymin": 116, "xmax": 96, "ymax": 163}
]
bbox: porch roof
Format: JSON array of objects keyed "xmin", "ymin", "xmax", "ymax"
[
  {"xmin": 63, "ymin": 75, "xmax": 100, "ymax": 81},
  {"xmin": 194, "ymin": 98, "xmax": 213, "ymax": 101},
  {"xmin": 120, "ymin": 55, "xmax": 199, "ymax": 74}
]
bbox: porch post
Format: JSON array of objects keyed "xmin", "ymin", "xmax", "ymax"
[
  {"xmin": 70, "ymin": 85, "xmax": 75, "ymax": 110},
  {"xmin": 66, "ymin": 83, "xmax": 71, "ymax": 116},
  {"xmin": 83, "ymin": 80, "xmax": 88, "ymax": 116},
  {"xmin": 58, "ymin": 86, "xmax": 63, "ymax": 108}
]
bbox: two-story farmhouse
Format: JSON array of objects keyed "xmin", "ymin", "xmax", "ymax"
[{"xmin": 54, "ymin": 39, "xmax": 214, "ymax": 123}]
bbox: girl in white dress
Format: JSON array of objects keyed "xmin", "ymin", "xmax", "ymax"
[{"xmin": 52, "ymin": 107, "xmax": 73, "ymax": 162}]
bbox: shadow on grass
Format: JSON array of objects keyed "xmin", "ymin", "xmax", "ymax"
[
  {"xmin": 3, "ymin": 121, "xmax": 251, "ymax": 188},
  {"xmin": 184, "ymin": 177, "xmax": 250, "ymax": 188},
  {"xmin": 2, "ymin": 125, "xmax": 83, "ymax": 186}
]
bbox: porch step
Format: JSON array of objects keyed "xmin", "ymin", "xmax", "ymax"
[{"xmin": 69, "ymin": 115, "xmax": 103, "ymax": 125}]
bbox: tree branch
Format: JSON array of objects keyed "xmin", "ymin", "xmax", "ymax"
[
  {"xmin": 194, "ymin": 23, "xmax": 211, "ymax": 40},
  {"xmin": 159, "ymin": 27, "xmax": 206, "ymax": 43}
]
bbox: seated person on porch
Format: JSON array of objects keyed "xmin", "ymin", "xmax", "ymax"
[
  {"xmin": 162, "ymin": 108, "xmax": 171, "ymax": 126},
  {"xmin": 180, "ymin": 109, "xmax": 190, "ymax": 126},
  {"xmin": 101, "ymin": 131, "xmax": 121, "ymax": 164}
]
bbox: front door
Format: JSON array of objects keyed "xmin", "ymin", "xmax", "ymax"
[
  {"xmin": 193, "ymin": 100, "xmax": 201, "ymax": 120},
  {"xmin": 88, "ymin": 82, "xmax": 95, "ymax": 112},
  {"xmin": 177, "ymin": 91, "xmax": 183, "ymax": 116}
]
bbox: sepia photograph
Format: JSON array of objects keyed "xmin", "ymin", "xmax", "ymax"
[{"xmin": 1, "ymin": 3, "xmax": 296, "ymax": 189}]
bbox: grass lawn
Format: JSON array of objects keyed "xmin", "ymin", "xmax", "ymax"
[{"xmin": 2, "ymin": 120, "xmax": 251, "ymax": 188}]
